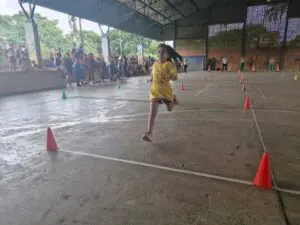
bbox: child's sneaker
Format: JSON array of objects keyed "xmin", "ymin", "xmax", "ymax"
[{"xmin": 142, "ymin": 132, "xmax": 152, "ymax": 142}]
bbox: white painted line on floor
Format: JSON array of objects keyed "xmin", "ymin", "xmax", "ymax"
[
  {"xmin": 256, "ymin": 87, "xmax": 267, "ymax": 99},
  {"xmin": 60, "ymin": 149, "xmax": 300, "ymax": 196},
  {"xmin": 245, "ymin": 81, "xmax": 279, "ymax": 189},
  {"xmin": 195, "ymin": 80, "xmax": 217, "ymax": 96}
]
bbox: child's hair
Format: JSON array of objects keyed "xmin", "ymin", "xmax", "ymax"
[{"xmin": 157, "ymin": 43, "xmax": 182, "ymax": 62}]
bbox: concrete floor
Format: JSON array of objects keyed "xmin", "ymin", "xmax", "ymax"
[{"xmin": 0, "ymin": 71, "xmax": 299, "ymax": 225}]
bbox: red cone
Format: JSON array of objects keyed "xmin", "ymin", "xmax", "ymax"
[
  {"xmin": 180, "ymin": 84, "xmax": 185, "ymax": 91},
  {"xmin": 253, "ymin": 152, "xmax": 272, "ymax": 189},
  {"xmin": 243, "ymin": 96, "xmax": 251, "ymax": 109},
  {"xmin": 46, "ymin": 127, "xmax": 57, "ymax": 151}
]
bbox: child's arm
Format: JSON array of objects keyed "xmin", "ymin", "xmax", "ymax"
[{"xmin": 169, "ymin": 62, "xmax": 178, "ymax": 81}]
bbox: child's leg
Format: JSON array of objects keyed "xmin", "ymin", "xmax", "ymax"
[
  {"xmin": 166, "ymin": 95, "xmax": 179, "ymax": 111},
  {"xmin": 142, "ymin": 101, "xmax": 159, "ymax": 142}
]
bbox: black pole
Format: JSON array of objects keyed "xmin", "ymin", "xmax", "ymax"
[
  {"xmin": 174, "ymin": 20, "xmax": 177, "ymax": 49},
  {"xmin": 241, "ymin": 13, "xmax": 247, "ymax": 57},
  {"xmin": 205, "ymin": 8, "xmax": 211, "ymax": 63},
  {"xmin": 280, "ymin": 3, "xmax": 289, "ymax": 70}
]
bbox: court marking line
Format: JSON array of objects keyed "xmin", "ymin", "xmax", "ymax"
[
  {"xmin": 243, "ymin": 76, "xmax": 291, "ymax": 225},
  {"xmin": 60, "ymin": 149, "xmax": 300, "ymax": 196},
  {"xmin": 3, "ymin": 107, "xmax": 300, "ymax": 139},
  {"xmin": 195, "ymin": 80, "xmax": 217, "ymax": 96}
]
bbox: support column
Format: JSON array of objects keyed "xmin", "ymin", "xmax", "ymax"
[
  {"xmin": 19, "ymin": 0, "xmax": 42, "ymax": 68},
  {"xmin": 99, "ymin": 24, "xmax": 111, "ymax": 64},
  {"xmin": 101, "ymin": 34, "xmax": 111, "ymax": 64},
  {"xmin": 173, "ymin": 20, "xmax": 177, "ymax": 50},
  {"xmin": 241, "ymin": 13, "xmax": 247, "ymax": 57},
  {"xmin": 205, "ymin": 8, "xmax": 211, "ymax": 64},
  {"xmin": 137, "ymin": 44, "xmax": 144, "ymax": 65},
  {"xmin": 280, "ymin": 3, "xmax": 290, "ymax": 70}
]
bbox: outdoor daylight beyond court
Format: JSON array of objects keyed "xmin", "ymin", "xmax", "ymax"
[{"xmin": 1, "ymin": 0, "xmax": 300, "ymax": 225}]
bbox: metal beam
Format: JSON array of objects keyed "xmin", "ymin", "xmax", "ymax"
[
  {"xmin": 188, "ymin": 0, "xmax": 200, "ymax": 11},
  {"xmin": 18, "ymin": 0, "xmax": 30, "ymax": 19},
  {"xmin": 109, "ymin": 0, "xmax": 163, "ymax": 28},
  {"xmin": 164, "ymin": 0, "xmax": 185, "ymax": 17},
  {"xmin": 136, "ymin": 0, "xmax": 173, "ymax": 22}
]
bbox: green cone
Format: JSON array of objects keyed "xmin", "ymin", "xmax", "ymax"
[
  {"xmin": 116, "ymin": 82, "xmax": 120, "ymax": 89},
  {"xmin": 62, "ymin": 89, "xmax": 67, "ymax": 100}
]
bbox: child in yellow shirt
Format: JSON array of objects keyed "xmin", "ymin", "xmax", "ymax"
[{"xmin": 142, "ymin": 44, "xmax": 179, "ymax": 142}]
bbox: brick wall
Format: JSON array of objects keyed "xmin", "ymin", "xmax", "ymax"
[{"xmin": 209, "ymin": 47, "xmax": 300, "ymax": 71}]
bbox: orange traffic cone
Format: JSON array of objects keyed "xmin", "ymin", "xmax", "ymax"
[
  {"xmin": 242, "ymin": 84, "xmax": 246, "ymax": 92},
  {"xmin": 243, "ymin": 96, "xmax": 251, "ymax": 109},
  {"xmin": 46, "ymin": 127, "xmax": 57, "ymax": 151},
  {"xmin": 252, "ymin": 64, "xmax": 256, "ymax": 72},
  {"xmin": 253, "ymin": 152, "xmax": 272, "ymax": 189},
  {"xmin": 275, "ymin": 64, "xmax": 280, "ymax": 72},
  {"xmin": 180, "ymin": 84, "xmax": 185, "ymax": 91}
]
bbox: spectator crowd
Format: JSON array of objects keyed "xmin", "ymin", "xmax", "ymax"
[
  {"xmin": 44, "ymin": 43, "xmax": 156, "ymax": 86},
  {"xmin": 0, "ymin": 44, "xmax": 30, "ymax": 72}
]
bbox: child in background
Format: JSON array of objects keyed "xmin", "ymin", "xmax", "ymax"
[
  {"xmin": 63, "ymin": 53, "xmax": 73, "ymax": 86},
  {"xmin": 75, "ymin": 57, "xmax": 86, "ymax": 86},
  {"xmin": 240, "ymin": 57, "xmax": 246, "ymax": 72},
  {"xmin": 142, "ymin": 44, "xmax": 179, "ymax": 142}
]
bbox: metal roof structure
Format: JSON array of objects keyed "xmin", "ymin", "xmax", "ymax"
[{"xmin": 22, "ymin": 0, "xmax": 299, "ymax": 40}]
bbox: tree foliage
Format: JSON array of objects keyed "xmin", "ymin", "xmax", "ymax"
[{"xmin": 0, "ymin": 12, "xmax": 159, "ymax": 57}]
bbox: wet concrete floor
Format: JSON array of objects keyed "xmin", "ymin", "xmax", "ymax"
[{"xmin": 0, "ymin": 71, "xmax": 299, "ymax": 225}]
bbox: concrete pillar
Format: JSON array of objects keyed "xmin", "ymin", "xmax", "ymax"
[
  {"xmin": 101, "ymin": 35, "xmax": 111, "ymax": 64},
  {"xmin": 205, "ymin": 7, "xmax": 211, "ymax": 63},
  {"xmin": 24, "ymin": 18, "xmax": 42, "ymax": 68},
  {"xmin": 137, "ymin": 44, "xmax": 144, "ymax": 65},
  {"xmin": 19, "ymin": 0, "xmax": 42, "ymax": 68},
  {"xmin": 174, "ymin": 20, "xmax": 177, "ymax": 49},
  {"xmin": 280, "ymin": 4, "xmax": 290, "ymax": 70},
  {"xmin": 241, "ymin": 16, "xmax": 247, "ymax": 57}
]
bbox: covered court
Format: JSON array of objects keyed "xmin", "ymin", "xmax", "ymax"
[
  {"xmin": 1, "ymin": 70, "xmax": 300, "ymax": 225},
  {"xmin": 1, "ymin": 0, "xmax": 300, "ymax": 225}
]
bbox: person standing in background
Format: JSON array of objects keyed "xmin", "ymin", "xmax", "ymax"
[
  {"xmin": 71, "ymin": 43, "xmax": 77, "ymax": 59},
  {"xmin": 222, "ymin": 56, "xmax": 228, "ymax": 72},
  {"xmin": 63, "ymin": 53, "xmax": 73, "ymax": 86},
  {"xmin": 15, "ymin": 45, "xmax": 22, "ymax": 71},
  {"xmin": 240, "ymin": 57, "xmax": 246, "ymax": 72},
  {"xmin": 268, "ymin": 57, "xmax": 275, "ymax": 72},
  {"xmin": 122, "ymin": 56, "xmax": 128, "ymax": 78},
  {"xmin": 248, "ymin": 56, "xmax": 254, "ymax": 70},
  {"xmin": 0, "ymin": 49, "xmax": 4, "ymax": 72},
  {"xmin": 183, "ymin": 58, "xmax": 188, "ymax": 73},
  {"xmin": 7, "ymin": 44, "xmax": 16, "ymax": 72}
]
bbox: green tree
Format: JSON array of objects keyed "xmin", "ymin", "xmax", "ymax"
[{"xmin": 0, "ymin": 12, "xmax": 159, "ymax": 58}]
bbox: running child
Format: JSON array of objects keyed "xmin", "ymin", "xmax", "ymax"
[{"xmin": 142, "ymin": 44, "xmax": 180, "ymax": 142}]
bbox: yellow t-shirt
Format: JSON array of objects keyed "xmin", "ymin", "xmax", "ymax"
[{"xmin": 150, "ymin": 60, "xmax": 177, "ymax": 101}]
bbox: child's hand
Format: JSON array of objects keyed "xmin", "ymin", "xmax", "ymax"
[{"xmin": 171, "ymin": 76, "xmax": 178, "ymax": 81}]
